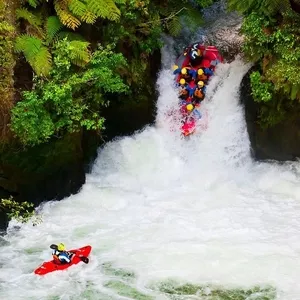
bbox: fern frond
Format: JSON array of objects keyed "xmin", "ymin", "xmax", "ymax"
[
  {"xmin": 68, "ymin": 40, "xmax": 91, "ymax": 66},
  {"xmin": 15, "ymin": 35, "xmax": 52, "ymax": 76},
  {"xmin": 80, "ymin": 11, "xmax": 97, "ymax": 24},
  {"xmin": 16, "ymin": 8, "xmax": 42, "ymax": 28},
  {"xmin": 87, "ymin": 0, "xmax": 121, "ymax": 21},
  {"xmin": 34, "ymin": 47, "xmax": 52, "ymax": 75},
  {"xmin": 181, "ymin": 7, "xmax": 204, "ymax": 32},
  {"xmin": 166, "ymin": 15, "xmax": 182, "ymax": 36},
  {"xmin": 46, "ymin": 16, "xmax": 64, "ymax": 43},
  {"xmin": 68, "ymin": 0, "xmax": 87, "ymax": 17},
  {"xmin": 15, "ymin": 35, "xmax": 42, "ymax": 57},
  {"xmin": 159, "ymin": 2, "xmax": 183, "ymax": 17},
  {"xmin": 54, "ymin": 0, "xmax": 81, "ymax": 30}
]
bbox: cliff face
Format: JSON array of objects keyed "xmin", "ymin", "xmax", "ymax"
[{"xmin": 241, "ymin": 67, "xmax": 300, "ymax": 161}]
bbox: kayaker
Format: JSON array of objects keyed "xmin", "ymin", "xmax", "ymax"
[{"xmin": 52, "ymin": 243, "xmax": 72, "ymax": 264}]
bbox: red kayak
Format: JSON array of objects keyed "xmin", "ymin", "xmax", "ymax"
[{"xmin": 34, "ymin": 245, "xmax": 92, "ymax": 275}]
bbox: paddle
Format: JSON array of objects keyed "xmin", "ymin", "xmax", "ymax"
[{"xmin": 50, "ymin": 244, "xmax": 89, "ymax": 264}]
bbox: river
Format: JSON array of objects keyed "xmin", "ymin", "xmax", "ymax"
[{"xmin": 1, "ymin": 35, "xmax": 300, "ymax": 300}]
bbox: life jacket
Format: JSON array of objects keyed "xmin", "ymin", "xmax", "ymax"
[
  {"xmin": 180, "ymin": 88, "xmax": 188, "ymax": 95},
  {"xmin": 52, "ymin": 249, "xmax": 71, "ymax": 262},
  {"xmin": 179, "ymin": 86, "xmax": 189, "ymax": 98},
  {"xmin": 194, "ymin": 88, "xmax": 204, "ymax": 99},
  {"xmin": 197, "ymin": 74, "xmax": 208, "ymax": 81},
  {"xmin": 52, "ymin": 250, "xmax": 62, "ymax": 262}
]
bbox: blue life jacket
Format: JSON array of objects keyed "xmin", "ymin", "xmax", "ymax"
[{"xmin": 52, "ymin": 249, "xmax": 71, "ymax": 264}]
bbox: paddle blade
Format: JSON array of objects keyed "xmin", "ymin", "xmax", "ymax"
[
  {"xmin": 50, "ymin": 244, "xmax": 58, "ymax": 250},
  {"xmin": 80, "ymin": 256, "xmax": 89, "ymax": 264}
]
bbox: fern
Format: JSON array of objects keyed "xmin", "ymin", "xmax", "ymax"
[
  {"xmin": 34, "ymin": 46, "xmax": 52, "ymax": 75},
  {"xmin": 167, "ymin": 16, "xmax": 182, "ymax": 36},
  {"xmin": 15, "ymin": 35, "xmax": 52, "ymax": 76},
  {"xmin": 46, "ymin": 16, "xmax": 64, "ymax": 43},
  {"xmin": 67, "ymin": 0, "xmax": 98, "ymax": 24},
  {"xmin": 16, "ymin": 8, "xmax": 42, "ymax": 28},
  {"xmin": 68, "ymin": 0, "xmax": 87, "ymax": 17},
  {"xmin": 16, "ymin": 8, "xmax": 45, "ymax": 38},
  {"xmin": 54, "ymin": 0, "xmax": 81, "ymax": 30},
  {"xmin": 80, "ymin": 11, "xmax": 97, "ymax": 24},
  {"xmin": 87, "ymin": 0, "xmax": 120, "ymax": 21},
  {"xmin": 182, "ymin": 7, "xmax": 204, "ymax": 32},
  {"xmin": 68, "ymin": 40, "xmax": 91, "ymax": 66}
]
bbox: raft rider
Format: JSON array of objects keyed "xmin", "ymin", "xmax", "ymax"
[{"xmin": 177, "ymin": 78, "xmax": 195, "ymax": 100}]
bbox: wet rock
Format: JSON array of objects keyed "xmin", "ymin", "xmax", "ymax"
[{"xmin": 241, "ymin": 66, "xmax": 300, "ymax": 161}]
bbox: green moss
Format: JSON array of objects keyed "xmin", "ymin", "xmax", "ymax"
[
  {"xmin": 153, "ymin": 280, "xmax": 276, "ymax": 300},
  {"xmin": 0, "ymin": 1, "xmax": 16, "ymax": 141},
  {"xmin": 102, "ymin": 262, "xmax": 136, "ymax": 282},
  {"xmin": 104, "ymin": 280, "xmax": 153, "ymax": 300}
]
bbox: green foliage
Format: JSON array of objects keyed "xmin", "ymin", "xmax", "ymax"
[
  {"xmin": 258, "ymin": 103, "xmax": 287, "ymax": 128},
  {"xmin": 241, "ymin": 13, "xmax": 272, "ymax": 61},
  {"xmin": 228, "ymin": 0, "xmax": 300, "ymax": 127},
  {"xmin": 15, "ymin": 6, "xmax": 91, "ymax": 76},
  {"xmin": 15, "ymin": 35, "xmax": 52, "ymax": 76},
  {"xmin": 16, "ymin": 8, "xmax": 42, "ymax": 29},
  {"xmin": 0, "ymin": 197, "xmax": 41, "ymax": 225},
  {"xmin": 26, "ymin": 0, "xmax": 121, "ymax": 30},
  {"xmin": 10, "ymin": 41, "xmax": 128, "ymax": 145},
  {"xmin": 227, "ymin": 0, "xmax": 290, "ymax": 19},
  {"xmin": 46, "ymin": 16, "xmax": 64, "ymax": 43},
  {"xmin": 250, "ymin": 71, "xmax": 274, "ymax": 102}
]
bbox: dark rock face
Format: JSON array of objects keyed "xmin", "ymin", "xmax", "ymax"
[{"xmin": 241, "ymin": 67, "xmax": 300, "ymax": 161}]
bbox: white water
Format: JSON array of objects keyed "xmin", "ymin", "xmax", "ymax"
[{"xmin": 1, "ymin": 46, "xmax": 300, "ymax": 300}]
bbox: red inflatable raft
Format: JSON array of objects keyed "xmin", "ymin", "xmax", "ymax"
[
  {"xmin": 34, "ymin": 245, "xmax": 92, "ymax": 275},
  {"xmin": 174, "ymin": 43, "xmax": 223, "ymax": 136}
]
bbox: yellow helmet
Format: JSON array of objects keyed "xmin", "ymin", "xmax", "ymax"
[
  {"xmin": 186, "ymin": 104, "xmax": 194, "ymax": 111},
  {"xmin": 197, "ymin": 69, "xmax": 204, "ymax": 75},
  {"xmin": 179, "ymin": 78, "xmax": 186, "ymax": 85},
  {"xmin": 181, "ymin": 68, "xmax": 187, "ymax": 75},
  {"xmin": 57, "ymin": 243, "xmax": 66, "ymax": 251},
  {"xmin": 173, "ymin": 64, "xmax": 179, "ymax": 70},
  {"xmin": 198, "ymin": 81, "xmax": 204, "ymax": 87}
]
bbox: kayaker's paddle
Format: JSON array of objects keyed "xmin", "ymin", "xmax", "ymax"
[{"xmin": 50, "ymin": 244, "xmax": 89, "ymax": 264}]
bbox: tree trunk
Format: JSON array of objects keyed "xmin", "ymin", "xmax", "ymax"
[{"xmin": 0, "ymin": 0, "xmax": 20, "ymax": 142}]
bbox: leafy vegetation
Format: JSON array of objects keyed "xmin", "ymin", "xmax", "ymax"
[
  {"xmin": 11, "ymin": 41, "xmax": 128, "ymax": 145},
  {"xmin": 6, "ymin": 0, "xmax": 214, "ymax": 145},
  {"xmin": 0, "ymin": 197, "xmax": 41, "ymax": 225},
  {"xmin": 227, "ymin": 0, "xmax": 300, "ymax": 126}
]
